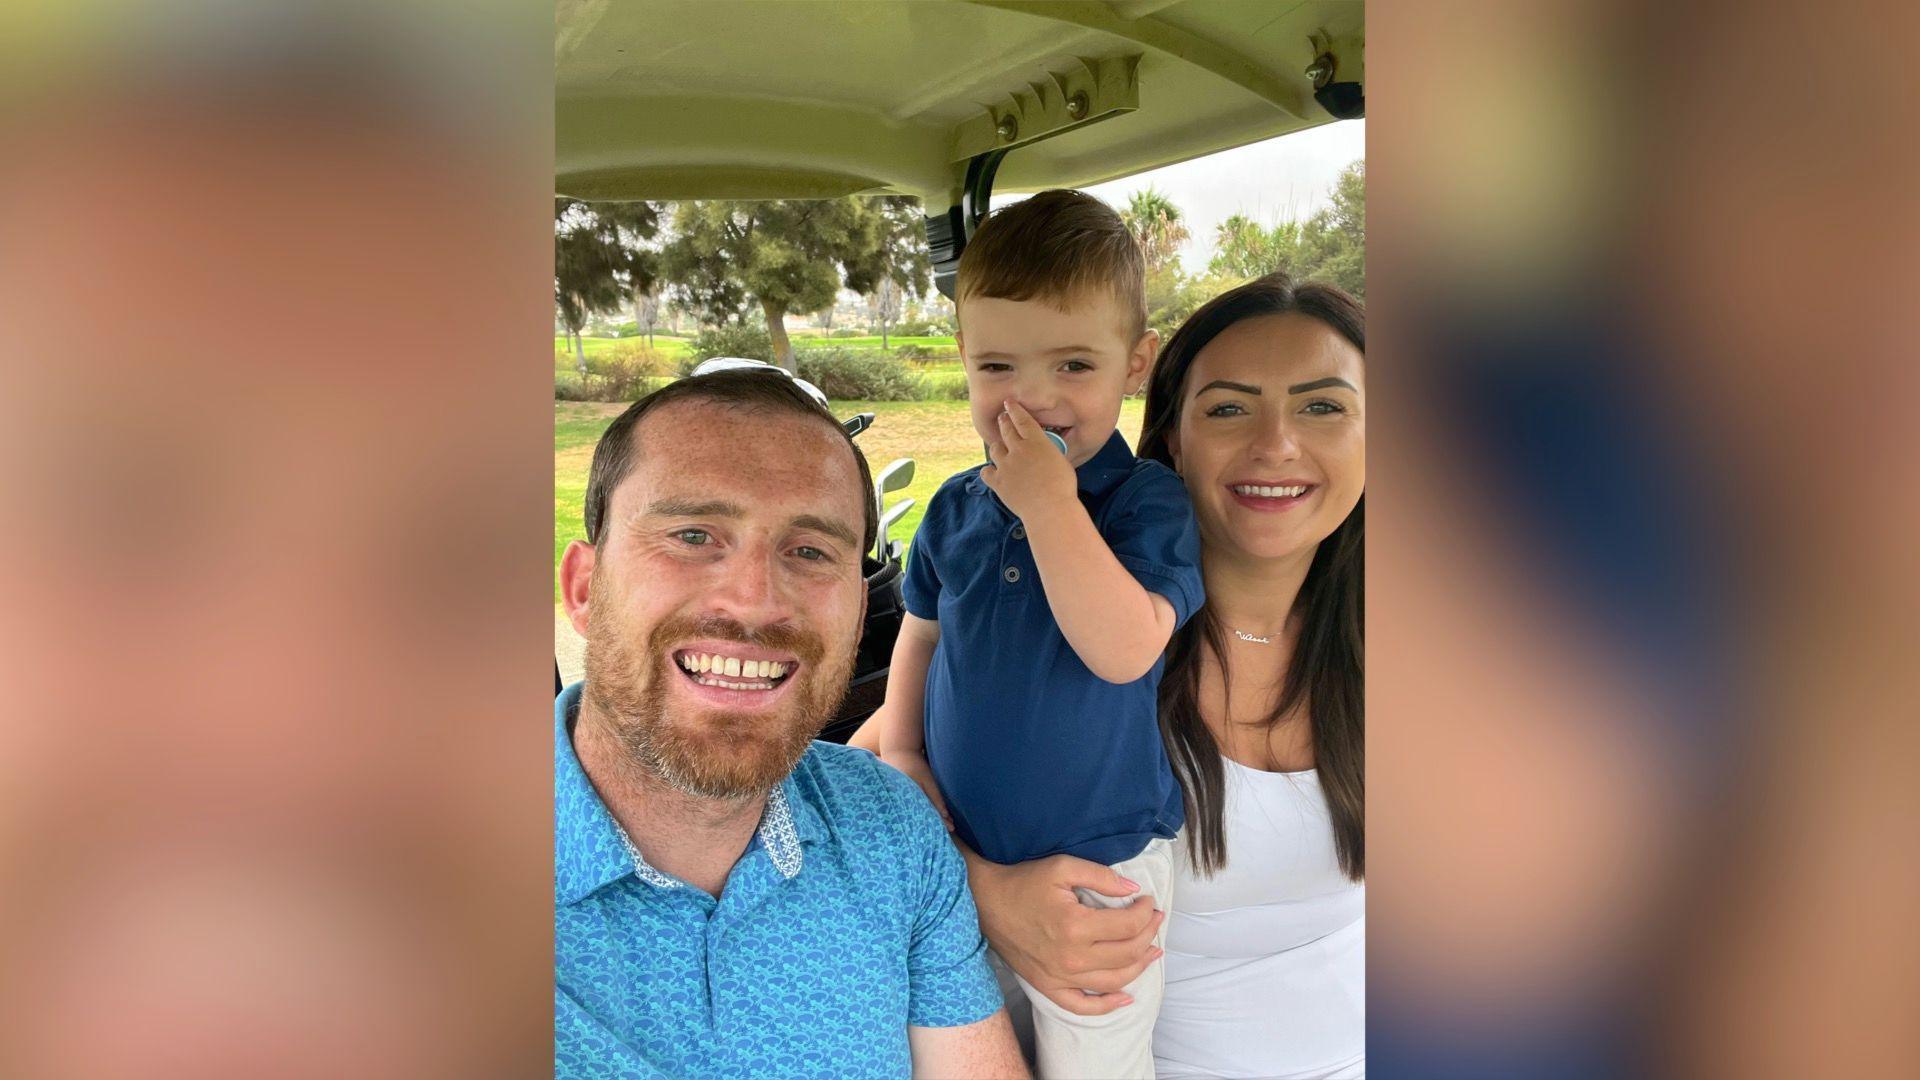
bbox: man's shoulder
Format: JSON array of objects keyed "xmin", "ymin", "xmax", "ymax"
[{"xmin": 790, "ymin": 741, "xmax": 948, "ymax": 854}]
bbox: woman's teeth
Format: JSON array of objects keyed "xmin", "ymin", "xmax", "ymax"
[
  {"xmin": 676, "ymin": 652, "xmax": 790, "ymax": 688},
  {"xmin": 1232, "ymin": 484, "xmax": 1309, "ymax": 498}
]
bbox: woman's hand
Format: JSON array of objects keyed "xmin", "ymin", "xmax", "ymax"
[{"xmin": 963, "ymin": 849, "xmax": 1165, "ymax": 1016}]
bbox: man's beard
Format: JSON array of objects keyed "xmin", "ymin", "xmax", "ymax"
[{"xmin": 583, "ymin": 602, "xmax": 856, "ymax": 800}]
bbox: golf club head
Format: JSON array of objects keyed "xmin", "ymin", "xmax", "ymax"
[{"xmin": 875, "ymin": 458, "xmax": 915, "ymax": 496}]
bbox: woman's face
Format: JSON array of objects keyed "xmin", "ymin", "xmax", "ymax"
[{"xmin": 1168, "ymin": 312, "xmax": 1365, "ymax": 565}]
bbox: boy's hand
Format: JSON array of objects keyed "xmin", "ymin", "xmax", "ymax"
[
  {"xmin": 980, "ymin": 401, "xmax": 1077, "ymax": 521},
  {"xmin": 880, "ymin": 749, "xmax": 954, "ymax": 831}
]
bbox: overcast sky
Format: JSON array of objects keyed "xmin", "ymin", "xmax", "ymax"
[{"xmin": 992, "ymin": 118, "xmax": 1365, "ymax": 275}]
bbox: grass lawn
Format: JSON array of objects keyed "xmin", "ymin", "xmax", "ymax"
[{"xmin": 554, "ymin": 397, "xmax": 1145, "ymax": 602}]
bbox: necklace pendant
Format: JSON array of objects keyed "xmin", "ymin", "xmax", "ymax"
[{"xmin": 1231, "ymin": 629, "xmax": 1274, "ymax": 645}]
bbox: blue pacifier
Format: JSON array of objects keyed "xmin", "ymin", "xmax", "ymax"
[{"xmin": 985, "ymin": 430, "xmax": 1069, "ymax": 462}]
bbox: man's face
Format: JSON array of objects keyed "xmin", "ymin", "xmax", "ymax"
[
  {"xmin": 569, "ymin": 399, "xmax": 868, "ymax": 799},
  {"xmin": 957, "ymin": 289, "xmax": 1154, "ymax": 467}
]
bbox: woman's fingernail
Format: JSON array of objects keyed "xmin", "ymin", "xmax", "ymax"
[
  {"xmin": 1115, "ymin": 995, "xmax": 1134, "ymax": 1006},
  {"xmin": 1120, "ymin": 877, "xmax": 1141, "ymax": 892}
]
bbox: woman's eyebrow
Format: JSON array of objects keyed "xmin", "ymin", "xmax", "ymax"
[
  {"xmin": 1195, "ymin": 379, "xmax": 1262, "ymax": 396},
  {"xmin": 1288, "ymin": 376, "xmax": 1358, "ymax": 394}
]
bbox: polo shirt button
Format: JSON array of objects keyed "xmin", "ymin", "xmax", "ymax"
[
  {"xmin": 1003, "ymin": 566, "xmax": 1020, "ymax": 583},
  {"xmin": 1011, "ymin": 525, "xmax": 1025, "ymax": 540}
]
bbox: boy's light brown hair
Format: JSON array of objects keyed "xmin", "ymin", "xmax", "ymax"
[{"xmin": 955, "ymin": 188, "xmax": 1148, "ymax": 342}]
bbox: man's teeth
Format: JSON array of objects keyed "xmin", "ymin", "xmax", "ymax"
[
  {"xmin": 676, "ymin": 653, "xmax": 790, "ymax": 680},
  {"xmin": 1232, "ymin": 484, "xmax": 1309, "ymax": 498}
]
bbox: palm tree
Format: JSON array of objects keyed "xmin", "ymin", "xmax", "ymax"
[{"xmin": 1123, "ymin": 187, "xmax": 1190, "ymax": 273}]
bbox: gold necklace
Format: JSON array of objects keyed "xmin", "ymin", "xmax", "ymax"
[{"xmin": 1229, "ymin": 628, "xmax": 1275, "ymax": 644}]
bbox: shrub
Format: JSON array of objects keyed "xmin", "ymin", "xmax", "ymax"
[
  {"xmin": 547, "ymin": 343, "xmax": 668, "ymax": 402},
  {"xmin": 554, "ymin": 376, "xmax": 595, "ymax": 401},
  {"xmin": 894, "ymin": 316, "xmax": 955, "ymax": 337},
  {"xmin": 938, "ymin": 375, "xmax": 972, "ymax": 400},
  {"xmin": 893, "ymin": 343, "xmax": 933, "ymax": 360},
  {"xmin": 794, "ymin": 346, "xmax": 926, "ymax": 401},
  {"xmin": 829, "ymin": 327, "xmax": 862, "ymax": 339},
  {"xmin": 685, "ymin": 322, "xmax": 776, "ymax": 370}
]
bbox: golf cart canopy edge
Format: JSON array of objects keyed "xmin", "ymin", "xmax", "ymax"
[{"xmin": 555, "ymin": 0, "xmax": 1364, "ymax": 205}]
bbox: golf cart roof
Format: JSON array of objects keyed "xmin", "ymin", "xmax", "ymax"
[{"xmin": 556, "ymin": 0, "xmax": 1364, "ymax": 204}]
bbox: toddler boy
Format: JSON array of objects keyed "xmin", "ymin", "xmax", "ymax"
[{"xmin": 871, "ymin": 189, "xmax": 1203, "ymax": 1079}]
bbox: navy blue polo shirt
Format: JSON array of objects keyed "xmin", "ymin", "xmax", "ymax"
[{"xmin": 902, "ymin": 429, "xmax": 1203, "ymax": 866}]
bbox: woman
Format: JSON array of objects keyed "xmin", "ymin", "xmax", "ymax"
[{"xmin": 966, "ymin": 273, "xmax": 1366, "ymax": 1078}]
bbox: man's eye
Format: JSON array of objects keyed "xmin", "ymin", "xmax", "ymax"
[
  {"xmin": 793, "ymin": 546, "xmax": 829, "ymax": 562},
  {"xmin": 1205, "ymin": 402, "xmax": 1249, "ymax": 418},
  {"xmin": 674, "ymin": 529, "xmax": 712, "ymax": 546}
]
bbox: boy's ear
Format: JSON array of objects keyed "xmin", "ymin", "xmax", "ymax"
[{"xmin": 1124, "ymin": 328, "xmax": 1159, "ymax": 394}]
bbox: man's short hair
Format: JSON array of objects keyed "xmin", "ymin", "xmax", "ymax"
[
  {"xmin": 954, "ymin": 188, "xmax": 1148, "ymax": 342},
  {"xmin": 583, "ymin": 369, "xmax": 878, "ymax": 557}
]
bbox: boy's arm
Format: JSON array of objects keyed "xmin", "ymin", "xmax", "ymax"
[
  {"xmin": 980, "ymin": 402, "xmax": 1176, "ymax": 683},
  {"xmin": 873, "ymin": 613, "xmax": 939, "ymax": 757},
  {"xmin": 1023, "ymin": 502, "xmax": 1176, "ymax": 683},
  {"xmin": 869, "ymin": 614, "xmax": 950, "ymax": 821}
]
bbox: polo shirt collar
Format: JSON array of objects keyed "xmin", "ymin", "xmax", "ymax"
[
  {"xmin": 965, "ymin": 429, "xmax": 1138, "ymax": 503},
  {"xmin": 554, "ymin": 682, "xmax": 829, "ymax": 906}
]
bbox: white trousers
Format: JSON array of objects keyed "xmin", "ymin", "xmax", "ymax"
[{"xmin": 1005, "ymin": 836, "xmax": 1177, "ymax": 1080}]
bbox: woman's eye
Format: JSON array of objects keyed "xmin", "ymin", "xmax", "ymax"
[
  {"xmin": 1204, "ymin": 402, "xmax": 1249, "ymax": 418},
  {"xmin": 1302, "ymin": 400, "xmax": 1348, "ymax": 416},
  {"xmin": 674, "ymin": 529, "xmax": 712, "ymax": 546}
]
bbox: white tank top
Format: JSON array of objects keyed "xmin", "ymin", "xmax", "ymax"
[{"xmin": 1153, "ymin": 759, "xmax": 1365, "ymax": 1079}]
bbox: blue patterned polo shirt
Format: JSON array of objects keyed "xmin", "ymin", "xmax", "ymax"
[{"xmin": 554, "ymin": 683, "xmax": 1004, "ymax": 1079}]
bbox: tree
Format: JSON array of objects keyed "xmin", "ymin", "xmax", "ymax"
[
  {"xmin": 1200, "ymin": 160, "xmax": 1365, "ymax": 299},
  {"xmin": 1209, "ymin": 213, "xmax": 1301, "ymax": 280},
  {"xmin": 1122, "ymin": 187, "xmax": 1191, "ymax": 274},
  {"xmin": 554, "ymin": 199, "xmax": 625, "ymax": 375},
  {"xmin": 554, "ymin": 198, "xmax": 661, "ymax": 371},
  {"xmin": 633, "ymin": 287, "xmax": 661, "ymax": 346},
  {"xmin": 866, "ymin": 277, "xmax": 902, "ymax": 349},
  {"xmin": 1292, "ymin": 160, "xmax": 1365, "ymax": 299},
  {"xmin": 660, "ymin": 195, "xmax": 930, "ymax": 371},
  {"xmin": 861, "ymin": 195, "xmax": 932, "ymax": 351}
]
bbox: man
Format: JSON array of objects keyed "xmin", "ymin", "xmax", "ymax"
[{"xmin": 554, "ymin": 367, "xmax": 1028, "ymax": 1079}]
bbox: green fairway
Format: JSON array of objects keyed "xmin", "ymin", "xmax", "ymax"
[{"xmin": 554, "ymin": 397, "xmax": 1144, "ymax": 602}]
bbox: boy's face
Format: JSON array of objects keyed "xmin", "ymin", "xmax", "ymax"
[{"xmin": 957, "ymin": 290, "xmax": 1157, "ymax": 468}]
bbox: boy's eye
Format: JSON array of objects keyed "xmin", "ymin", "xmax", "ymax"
[
  {"xmin": 1204, "ymin": 402, "xmax": 1249, "ymax": 418},
  {"xmin": 674, "ymin": 529, "xmax": 712, "ymax": 546},
  {"xmin": 1060, "ymin": 360, "xmax": 1094, "ymax": 373},
  {"xmin": 977, "ymin": 362, "xmax": 1013, "ymax": 373}
]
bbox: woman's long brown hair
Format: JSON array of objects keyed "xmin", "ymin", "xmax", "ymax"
[{"xmin": 1138, "ymin": 273, "xmax": 1364, "ymax": 881}]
